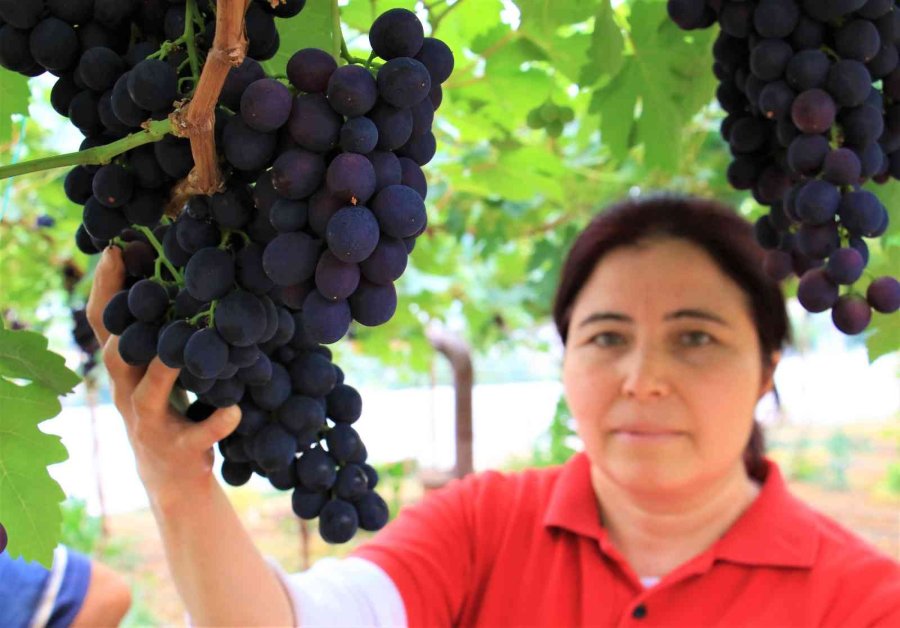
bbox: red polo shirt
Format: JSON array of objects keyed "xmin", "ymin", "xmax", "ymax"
[{"xmin": 350, "ymin": 452, "xmax": 900, "ymax": 627}]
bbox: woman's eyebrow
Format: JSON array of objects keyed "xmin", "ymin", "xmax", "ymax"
[{"xmin": 578, "ymin": 308, "xmax": 730, "ymax": 327}]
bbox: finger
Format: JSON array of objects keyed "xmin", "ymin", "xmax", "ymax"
[
  {"xmin": 133, "ymin": 357, "xmax": 182, "ymax": 418},
  {"xmin": 102, "ymin": 336, "xmax": 144, "ymax": 398},
  {"xmin": 86, "ymin": 247, "xmax": 126, "ymax": 346},
  {"xmin": 182, "ymin": 405, "xmax": 242, "ymax": 452}
]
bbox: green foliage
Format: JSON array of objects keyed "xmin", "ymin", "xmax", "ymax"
[
  {"xmin": 503, "ymin": 395, "xmax": 578, "ymax": 471},
  {"xmin": 263, "ymin": 0, "xmax": 338, "ymax": 75},
  {"xmin": 59, "ymin": 497, "xmax": 103, "ymax": 555},
  {"xmin": 0, "ymin": 327, "xmax": 80, "ymax": 567},
  {"xmin": 883, "ymin": 463, "xmax": 900, "ymax": 496},
  {"xmin": 0, "ymin": 73, "xmax": 28, "ymax": 148}
]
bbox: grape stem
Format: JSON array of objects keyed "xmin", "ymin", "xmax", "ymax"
[
  {"xmin": 0, "ymin": 118, "xmax": 173, "ymax": 181},
  {"xmin": 183, "ymin": 0, "xmax": 203, "ymax": 94},
  {"xmin": 133, "ymin": 224, "xmax": 185, "ymax": 284},
  {"xmin": 188, "ymin": 300, "xmax": 218, "ymax": 326}
]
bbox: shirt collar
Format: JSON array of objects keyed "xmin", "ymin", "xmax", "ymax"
[{"xmin": 543, "ymin": 451, "xmax": 818, "ymax": 569}]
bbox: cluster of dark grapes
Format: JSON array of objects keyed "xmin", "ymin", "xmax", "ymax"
[
  {"xmin": 668, "ymin": 0, "xmax": 900, "ymax": 334},
  {"xmin": 1, "ymin": 2, "xmax": 453, "ymax": 543}
]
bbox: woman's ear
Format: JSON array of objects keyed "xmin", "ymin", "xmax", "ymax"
[{"xmin": 760, "ymin": 350, "xmax": 781, "ymax": 398}]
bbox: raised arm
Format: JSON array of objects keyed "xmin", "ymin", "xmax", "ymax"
[{"xmin": 85, "ymin": 246, "xmax": 295, "ymax": 627}]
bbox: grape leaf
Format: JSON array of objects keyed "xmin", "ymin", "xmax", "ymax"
[
  {"xmin": 579, "ymin": 0, "xmax": 625, "ymax": 86},
  {"xmin": 0, "ymin": 378, "xmax": 69, "ymax": 568},
  {"xmin": 517, "ymin": 0, "xmax": 597, "ymax": 34},
  {"xmin": 340, "ymin": 0, "xmax": 417, "ymax": 34},
  {"xmin": 263, "ymin": 0, "xmax": 337, "ymax": 76},
  {"xmin": 0, "ymin": 72, "xmax": 29, "ymax": 154},
  {"xmin": 0, "ymin": 329, "xmax": 81, "ymax": 396}
]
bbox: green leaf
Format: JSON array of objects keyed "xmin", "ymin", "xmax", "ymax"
[
  {"xmin": 579, "ymin": 0, "xmax": 624, "ymax": 86},
  {"xmin": 864, "ymin": 312, "xmax": 900, "ymax": 364},
  {"xmin": 0, "ymin": 72, "xmax": 30, "ymax": 153},
  {"xmin": 517, "ymin": 0, "xmax": 597, "ymax": 34},
  {"xmin": 0, "ymin": 378, "xmax": 69, "ymax": 568},
  {"xmin": 262, "ymin": 0, "xmax": 337, "ymax": 76},
  {"xmin": 0, "ymin": 329, "xmax": 81, "ymax": 396},
  {"xmin": 340, "ymin": 0, "xmax": 417, "ymax": 34}
]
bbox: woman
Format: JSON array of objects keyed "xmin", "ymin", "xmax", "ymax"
[{"xmin": 86, "ymin": 195, "xmax": 900, "ymax": 626}]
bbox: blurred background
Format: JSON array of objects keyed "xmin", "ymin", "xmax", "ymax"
[{"xmin": 1, "ymin": 0, "xmax": 898, "ymax": 624}]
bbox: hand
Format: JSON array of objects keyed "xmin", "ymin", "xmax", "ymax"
[{"xmin": 85, "ymin": 246, "xmax": 242, "ymax": 504}]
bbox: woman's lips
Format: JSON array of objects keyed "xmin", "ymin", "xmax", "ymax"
[{"xmin": 613, "ymin": 429, "xmax": 683, "ymax": 441}]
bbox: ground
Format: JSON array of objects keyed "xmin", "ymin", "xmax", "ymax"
[{"xmin": 97, "ymin": 420, "xmax": 900, "ymax": 626}]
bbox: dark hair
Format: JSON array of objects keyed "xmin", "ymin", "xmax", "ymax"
[{"xmin": 552, "ymin": 194, "xmax": 792, "ymax": 483}]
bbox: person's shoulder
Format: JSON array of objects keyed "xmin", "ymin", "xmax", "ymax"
[
  {"xmin": 442, "ymin": 460, "xmax": 568, "ymax": 504},
  {"xmin": 808, "ymin": 506, "xmax": 900, "ymax": 576}
]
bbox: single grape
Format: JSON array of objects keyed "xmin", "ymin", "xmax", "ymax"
[
  {"xmin": 866, "ymin": 277, "xmax": 900, "ymax": 313},
  {"xmin": 791, "ymin": 89, "xmax": 836, "ymax": 134},
  {"xmin": 184, "ymin": 247, "xmax": 235, "ymax": 302},
  {"xmin": 797, "ymin": 268, "xmax": 840, "ymax": 313},
  {"xmin": 241, "ymin": 78, "xmax": 293, "ymax": 133},
  {"xmin": 369, "ymin": 8, "xmax": 424, "ymax": 60},
  {"xmin": 355, "ymin": 491, "xmax": 389, "ymax": 531},
  {"xmin": 831, "ymin": 294, "xmax": 872, "ymax": 335},
  {"xmin": 286, "ymin": 48, "xmax": 337, "ymax": 93},
  {"xmin": 301, "ymin": 290, "xmax": 352, "ymax": 344},
  {"xmin": 326, "ymin": 64, "xmax": 378, "ymax": 117}
]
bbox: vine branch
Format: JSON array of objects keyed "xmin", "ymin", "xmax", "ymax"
[
  {"xmin": 0, "ymin": 118, "xmax": 174, "ymax": 181},
  {"xmin": 167, "ymin": 0, "xmax": 250, "ymax": 213}
]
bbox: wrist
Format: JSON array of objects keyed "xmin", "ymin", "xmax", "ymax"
[{"xmin": 149, "ymin": 474, "xmax": 220, "ymax": 517}]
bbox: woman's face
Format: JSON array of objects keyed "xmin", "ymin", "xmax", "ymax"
[{"xmin": 562, "ymin": 236, "xmax": 779, "ymax": 493}]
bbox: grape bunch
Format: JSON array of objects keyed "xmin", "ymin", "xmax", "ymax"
[
  {"xmin": 668, "ymin": 0, "xmax": 900, "ymax": 334},
  {"xmin": 526, "ymin": 100, "xmax": 576, "ymax": 137},
  {"xmin": 1, "ymin": 1, "xmax": 453, "ymax": 543}
]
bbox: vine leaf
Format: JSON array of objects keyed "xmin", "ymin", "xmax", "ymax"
[
  {"xmin": 0, "ymin": 329, "xmax": 79, "ymax": 568},
  {"xmin": 0, "ymin": 72, "xmax": 30, "ymax": 154}
]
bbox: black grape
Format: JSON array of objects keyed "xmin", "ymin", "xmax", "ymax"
[
  {"xmin": 399, "ymin": 157, "xmax": 427, "ymax": 199},
  {"xmin": 111, "ymin": 74, "xmax": 149, "ymax": 128},
  {"xmin": 377, "ymin": 57, "xmax": 432, "ymax": 108},
  {"xmin": 122, "ymin": 240, "xmax": 156, "ymax": 278},
  {"xmin": 787, "ymin": 134, "xmax": 829, "ymax": 176},
  {"xmin": 292, "ymin": 487, "xmax": 328, "ymax": 519},
  {"xmin": 68, "ymin": 91, "xmax": 103, "ymax": 136},
  {"xmin": 758, "ymin": 81, "xmax": 795, "ymax": 120},
  {"xmin": 326, "ymin": 65, "xmax": 378, "ymax": 117},
  {"xmin": 184, "ymin": 328, "xmax": 229, "ymax": 379},
  {"xmin": 371, "ymin": 184, "xmax": 427, "ymax": 238},
  {"xmin": 236, "ymin": 243, "xmax": 276, "ymax": 295},
  {"xmin": 414, "ymin": 37, "xmax": 455, "ymax": 84},
  {"xmin": 245, "ymin": 3, "xmax": 279, "ymax": 60},
  {"xmin": 92, "ymin": 164, "xmax": 134, "ymax": 208},
  {"xmin": 796, "ymin": 221, "xmax": 840, "ymax": 260},
  {"xmin": 822, "ymin": 148, "xmax": 862, "ymax": 185},
  {"xmin": 349, "ymin": 278, "xmax": 397, "ymax": 327},
  {"xmin": 838, "ymin": 190, "xmax": 886, "ymax": 237},
  {"xmin": 319, "ymin": 499, "xmax": 359, "ymax": 544},
  {"xmin": 288, "ymin": 351, "xmax": 337, "ymax": 397},
  {"xmin": 157, "ymin": 321, "xmax": 196, "ymax": 368},
  {"xmin": 326, "ymin": 153, "xmax": 377, "ymax": 204},
  {"xmin": 839, "ymin": 104, "xmax": 884, "ymax": 146},
  {"xmin": 262, "ymin": 232, "xmax": 320, "ymax": 286},
  {"xmin": 220, "ymin": 57, "xmax": 266, "ymax": 110},
  {"xmin": 82, "ymin": 197, "xmax": 129, "ymax": 241},
  {"xmin": 325, "ymin": 205, "xmax": 380, "ymax": 263},
  {"xmin": 0, "ymin": 1, "xmax": 44, "ymax": 29},
  {"xmin": 763, "ymin": 249, "xmax": 794, "ymax": 281},
  {"xmin": 287, "ymin": 48, "xmax": 337, "ymax": 93},
  {"xmin": 249, "ymin": 362, "xmax": 292, "ymax": 410},
  {"xmin": 301, "ymin": 291, "xmax": 352, "ymax": 344},
  {"xmin": 29, "ymin": 17, "xmax": 79, "ymax": 72},
  {"xmin": 831, "ymin": 295, "xmax": 872, "ymax": 335},
  {"xmin": 251, "ymin": 422, "xmax": 297, "ymax": 473},
  {"xmin": 50, "ymin": 75, "xmax": 80, "ymax": 117},
  {"xmin": 826, "ymin": 60, "xmax": 872, "ymax": 107},
  {"xmin": 128, "ymin": 59, "xmax": 177, "ymax": 111},
  {"xmin": 355, "ymin": 492, "xmax": 389, "ymax": 531},
  {"xmin": 369, "ymin": 8, "xmax": 424, "ymax": 60},
  {"xmin": 368, "ymin": 150, "xmax": 402, "ymax": 192},
  {"xmin": 271, "ymin": 148, "xmax": 326, "ymax": 199},
  {"xmin": 118, "ymin": 322, "xmax": 161, "ymax": 366},
  {"xmin": 753, "ymin": 0, "xmax": 800, "ymax": 39},
  {"xmin": 325, "ymin": 423, "xmax": 363, "ymax": 463},
  {"xmin": 368, "ymin": 101, "xmax": 414, "ymax": 150},
  {"xmin": 222, "ymin": 460, "xmax": 253, "ymax": 486},
  {"xmin": 266, "ymin": 461, "xmax": 298, "ymax": 491},
  {"xmin": 222, "ymin": 117, "xmax": 277, "ymax": 172},
  {"xmin": 269, "ymin": 198, "xmax": 308, "ymax": 232},
  {"xmin": 237, "ymin": 352, "xmax": 274, "ymax": 386},
  {"xmin": 176, "ymin": 215, "xmax": 220, "ymax": 254},
  {"xmin": 867, "ymin": 277, "xmax": 900, "ymax": 313},
  {"xmin": 315, "ymin": 250, "xmax": 361, "ymax": 301},
  {"xmin": 825, "ymin": 248, "xmax": 865, "ymax": 285},
  {"xmin": 287, "ymin": 93, "xmax": 342, "ymax": 153},
  {"xmin": 835, "ymin": 19, "xmax": 881, "ymax": 62},
  {"xmin": 749, "ymin": 39, "xmax": 792, "ymax": 82},
  {"xmin": 103, "ymin": 290, "xmax": 135, "ymax": 335},
  {"xmin": 307, "ymin": 190, "xmax": 344, "ymax": 238},
  {"xmin": 215, "ymin": 290, "xmax": 267, "ymax": 347},
  {"xmin": 340, "ymin": 117, "xmax": 379, "ymax": 154},
  {"xmin": 77, "ymin": 47, "xmax": 126, "ymax": 92},
  {"xmin": 162, "ymin": 225, "xmax": 193, "ymax": 267},
  {"xmin": 297, "ymin": 446, "xmax": 338, "ymax": 491},
  {"xmin": 396, "ymin": 129, "xmax": 436, "ymax": 166},
  {"xmin": 94, "ymin": 0, "xmax": 136, "ymax": 27},
  {"xmin": 211, "ymin": 186, "xmax": 253, "ymax": 229},
  {"xmin": 128, "ymin": 279, "xmax": 169, "ymax": 323},
  {"xmin": 64, "ymin": 167, "xmax": 94, "ymax": 204},
  {"xmin": 128, "ymin": 145, "xmax": 168, "ymax": 189},
  {"xmin": 334, "ymin": 464, "xmax": 369, "ymax": 501},
  {"xmin": 241, "ymin": 78, "xmax": 293, "ymax": 133},
  {"xmin": 785, "ymin": 50, "xmax": 830, "ymax": 91},
  {"xmin": 153, "ymin": 135, "xmax": 194, "ymax": 179},
  {"xmin": 791, "ymin": 89, "xmax": 836, "ymax": 134},
  {"xmin": 184, "ymin": 247, "xmax": 235, "ymax": 301},
  {"xmin": 275, "ymin": 395, "xmax": 325, "ymax": 437},
  {"xmin": 797, "ymin": 268, "xmax": 840, "ymax": 312},
  {"xmin": 410, "ymin": 98, "xmax": 435, "ymax": 137},
  {"xmin": 360, "ymin": 236, "xmax": 408, "ymax": 285}
]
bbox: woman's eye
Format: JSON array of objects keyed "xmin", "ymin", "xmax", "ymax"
[
  {"xmin": 682, "ymin": 331, "xmax": 713, "ymax": 346},
  {"xmin": 591, "ymin": 332, "xmax": 624, "ymax": 347}
]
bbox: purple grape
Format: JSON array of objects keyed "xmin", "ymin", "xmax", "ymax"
[
  {"xmin": 867, "ymin": 276, "xmax": 900, "ymax": 313},
  {"xmin": 831, "ymin": 295, "xmax": 872, "ymax": 335},
  {"xmin": 791, "ymin": 89, "xmax": 836, "ymax": 134},
  {"xmin": 797, "ymin": 268, "xmax": 840, "ymax": 312},
  {"xmin": 825, "ymin": 248, "xmax": 865, "ymax": 285}
]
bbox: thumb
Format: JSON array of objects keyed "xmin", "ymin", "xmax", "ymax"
[{"xmin": 184, "ymin": 405, "xmax": 242, "ymax": 451}]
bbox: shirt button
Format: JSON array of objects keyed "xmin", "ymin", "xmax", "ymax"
[{"xmin": 632, "ymin": 604, "xmax": 648, "ymax": 619}]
